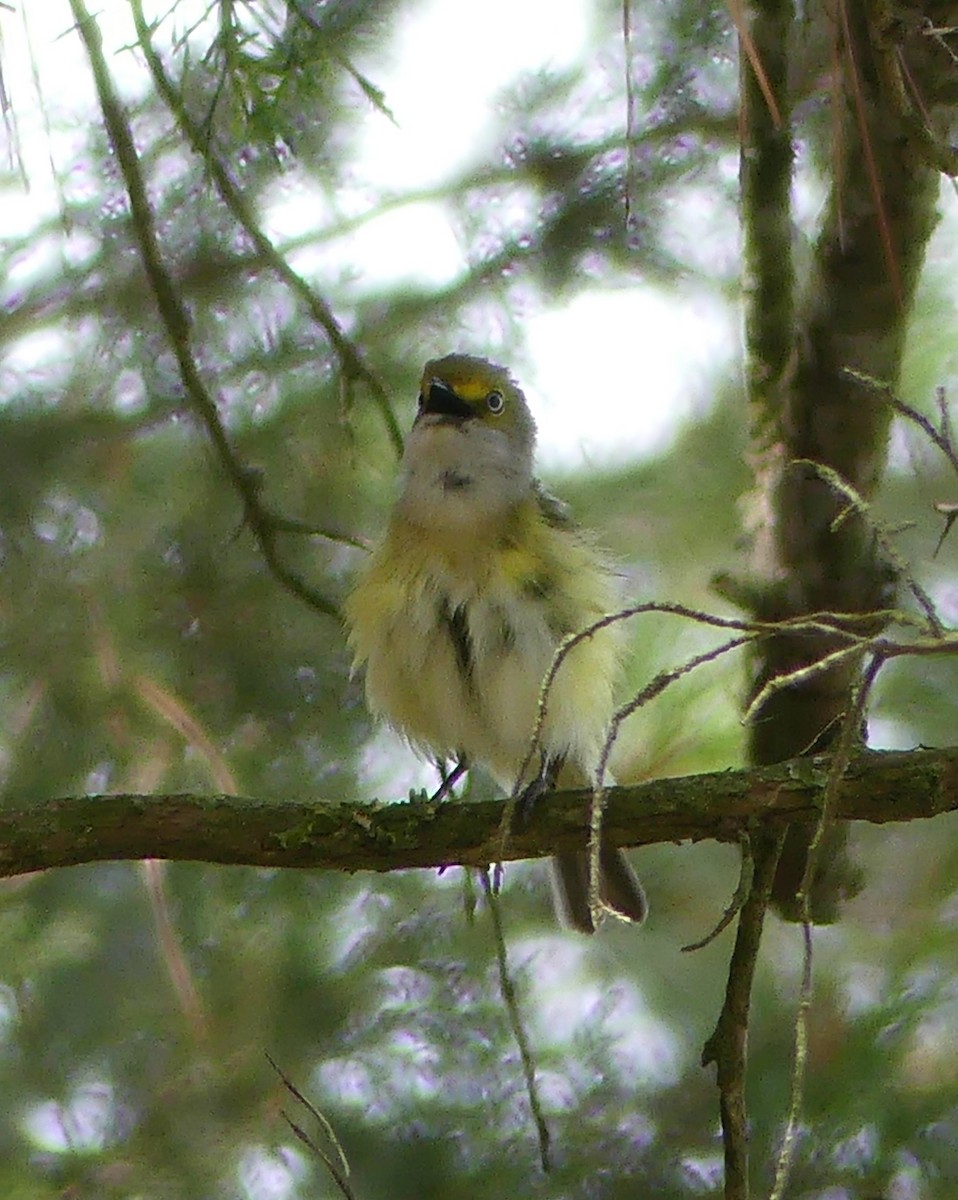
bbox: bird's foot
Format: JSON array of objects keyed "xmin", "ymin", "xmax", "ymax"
[
  {"xmin": 429, "ymin": 757, "xmax": 468, "ymax": 803},
  {"xmin": 515, "ymin": 753, "xmax": 564, "ymax": 827}
]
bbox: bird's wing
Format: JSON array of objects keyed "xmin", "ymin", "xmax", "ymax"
[{"xmin": 533, "ymin": 479, "xmax": 575, "ymax": 529}]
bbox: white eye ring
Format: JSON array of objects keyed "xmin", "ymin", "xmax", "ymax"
[{"xmin": 486, "ymin": 390, "xmax": 505, "ymax": 414}]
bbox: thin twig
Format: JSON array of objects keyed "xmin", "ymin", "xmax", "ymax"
[
  {"xmin": 588, "ymin": 634, "xmax": 756, "ymax": 925},
  {"xmin": 131, "ymin": 0, "xmax": 403, "ymax": 459},
  {"xmin": 601, "ymin": 636, "xmax": 759, "ymax": 784},
  {"xmin": 266, "ymin": 1053, "xmax": 358, "ymax": 1200},
  {"xmin": 845, "ymin": 368, "xmax": 958, "ymax": 476},
  {"xmin": 497, "ymin": 600, "xmax": 900, "ymax": 869},
  {"xmin": 702, "ymin": 828, "xmax": 786, "ymax": 1200},
  {"xmin": 769, "ymin": 652, "xmax": 884, "ymax": 1200},
  {"xmin": 743, "ymin": 641, "xmax": 867, "ymax": 725},
  {"xmin": 794, "ymin": 457, "xmax": 944, "ymax": 636},
  {"xmin": 265, "ymin": 514, "xmax": 369, "ymax": 551},
  {"xmin": 479, "ymin": 871, "xmax": 551, "ymax": 1173},
  {"xmin": 767, "ymin": 915, "xmax": 812, "ymax": 1200},
  {"xmin": 514, "ymin": 602, "xmax": 884, "ymax": 795},
  {"xmin": 682, "ymin": 832, "xmax": 754, "ymax": 953},
  {"xmin": 622, "ymin": 0, "xmax": 637, "ymax": 240},
  {"xmin": 861, "ymin": 633, "xmax": 958, "ymax": 661},
  {"xmin": 839, "ymin": 0, "xmax": 904, "ymax": 310},
  {"xmin": 141, "ymin": 859, "xmax": 209, "ymax": 1042},
  {"xmin": 726, "ymin": 0, "xmax": 783, "ymax": 127},
  {"xmin": 937, "ymin": 385, "xmax": 956, "ymax": 454},
  {"xmin": 933, "ymin": 504, "xmax": 958, "ymax": 558},
  {"xmin": 70, "ymin": 0, "xmax": 341, "ymax": 622},
  {"xmin": 797, "ymin": 654, "xmax": 882, "ymax": 908}
]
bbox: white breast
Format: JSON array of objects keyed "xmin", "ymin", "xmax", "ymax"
[{"xmin": 396, "ymin": 418, "xmax": 532, "ymax": 533}]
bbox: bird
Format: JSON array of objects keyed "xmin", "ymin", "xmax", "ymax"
[{"xmin": 344, "ymin": 353, "xmax": 646, "ymax": 933}]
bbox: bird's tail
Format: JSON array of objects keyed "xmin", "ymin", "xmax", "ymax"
[{"xmin": 550, "ymin": 846, "xmax": 647, "ymax": 934}]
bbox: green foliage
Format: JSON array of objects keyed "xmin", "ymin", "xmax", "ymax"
[{"xmin": 1, "ymin": 1, "xmax": 958, "ymax": 1197}]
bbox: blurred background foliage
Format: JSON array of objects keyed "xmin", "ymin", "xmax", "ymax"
[{"xmin": 2, "ymin": 1, "xmax": 958, "ymax": 1196}]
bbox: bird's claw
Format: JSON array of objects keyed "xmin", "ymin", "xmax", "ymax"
[
  {"xmin": 514, "ymin": 754, "xmax": 563, "ymax": 828},
  {"xmin": 429, "ymin": 757, "xmax": 468, "ymax": 802}
]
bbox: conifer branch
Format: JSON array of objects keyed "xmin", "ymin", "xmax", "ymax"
[{"xmin": 71, "ymin": 0, "xmax": 344, "ymax": 623}]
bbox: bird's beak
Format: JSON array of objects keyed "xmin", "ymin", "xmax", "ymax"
[{"xmin": 418, "ymin": 378, "xmax": 475, "ymax": 421}]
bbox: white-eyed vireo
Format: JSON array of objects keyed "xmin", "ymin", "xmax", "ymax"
[{"xmin": 345, "ymin": 353, "xmax": 646, "ymax": 933}]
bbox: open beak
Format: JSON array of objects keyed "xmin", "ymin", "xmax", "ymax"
[{"xmin": 418, "ymin": 378, "xmax": 475, "ymax": 420}]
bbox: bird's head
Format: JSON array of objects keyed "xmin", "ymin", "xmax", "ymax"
[
  {"xmin": 398, "ymin": 354, "xmax": 538, "ymax": 526},
  {"xmin": 415, "ymin": 353, "xmax": 536, "ymax": 451}
]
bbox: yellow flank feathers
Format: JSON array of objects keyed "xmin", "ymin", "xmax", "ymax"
[
  {"xmin": 346, "ymin": 491, "xmax": 623, "ymax": 787},
  {"xmin": 344, "ymin": 353, "xmax": 646, "ymax": 933}
]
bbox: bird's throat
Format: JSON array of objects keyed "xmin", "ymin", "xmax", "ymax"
[{"xmin": 397, "ymin": 421, "xmax": 529, "ymax": 534}]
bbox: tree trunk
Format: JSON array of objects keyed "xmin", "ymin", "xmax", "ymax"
[{"xmin": 740, "ymin": 2, "xmax": 944, "ymax": 920}]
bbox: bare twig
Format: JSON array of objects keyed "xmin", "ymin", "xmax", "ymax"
[
  {"xmin": 726, "ymin": 0, "xmax": 784, "ymax": 128},
  {"xmin": 266, "ymin": 1054, "xmax": 358, "ymax": 1200},
  {"xmin": 479, "ymin": 871, "xmax": 551, "ymax": 1173},
  {"xmin": 141, "ymin": 859, "xmax": 209, "ymax": 1042},
  {"xmin": 263, "ymin": 514, "xmax": 369, "ymax": 551},
  {"xmin": 769, "ymin": 652, "xmax": 884, "ymax": 1200},
  {"xmin": 497, "ymin": 599, "xmax": 919, "ymax": 873},
  {"xmin": 845, "ymin": 368, "xmax": 958, "ymax": 477},
  {"xmin": 933, "ymin": 503, "xmax": 958, "ymax": 558},
  {"xmin": 793, "ymin": 458, "xmax": 944, "ymax": 636},
  {"xmin": 937, "ymin": 385, "xmax": 956, "ymax": 454},
  {"xmin": 682, "ymin": 832, "xmax": 754, "ymax": 953},
  {"xmin": 511, "ymin": 602, "xmax": 889, "ymax": 797},
  {"xmin": 839, "ymin": 0, "xmax": 904, "ymax": 310},
  {"xmin": 622, "ymin": 0, "xmax": 638, "ymax": 240},
  {"xmin": 599, "ymin": 636, "xmax": 758, "ymax": 786},
  {"xmin": 850, "ymin": 372, "xmax": 958, "ymax": 557},
  {"xmin": 743, "ymin": 625, "xmax": 958, "ymax": 727},
  {"xmin": 702, "ymin": 829, "xmax": 785, "ymax": 1200},
  {"xmin": 588, "ymin": 635, "xmax": 755, "ymax": 925},
  {"xmin": 797, "ymin": 653, "xmax": 882, "ymax": 909},
  {"xmin": 742, "ymin": 641, "xmax": 867, "ymax": 725},
  {"xmin": 767, "ymin": 914, "xmax": 812, "ymax": 1200}
]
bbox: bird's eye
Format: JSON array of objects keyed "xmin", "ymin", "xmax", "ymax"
[{"xmin": 486, "ymin": 390, "xmax": 505, "ymax": 414}]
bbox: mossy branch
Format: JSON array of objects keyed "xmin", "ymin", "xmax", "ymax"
[{"xmin": 2, "ymin": 747, "xmax": 958, "ymax": 881}]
